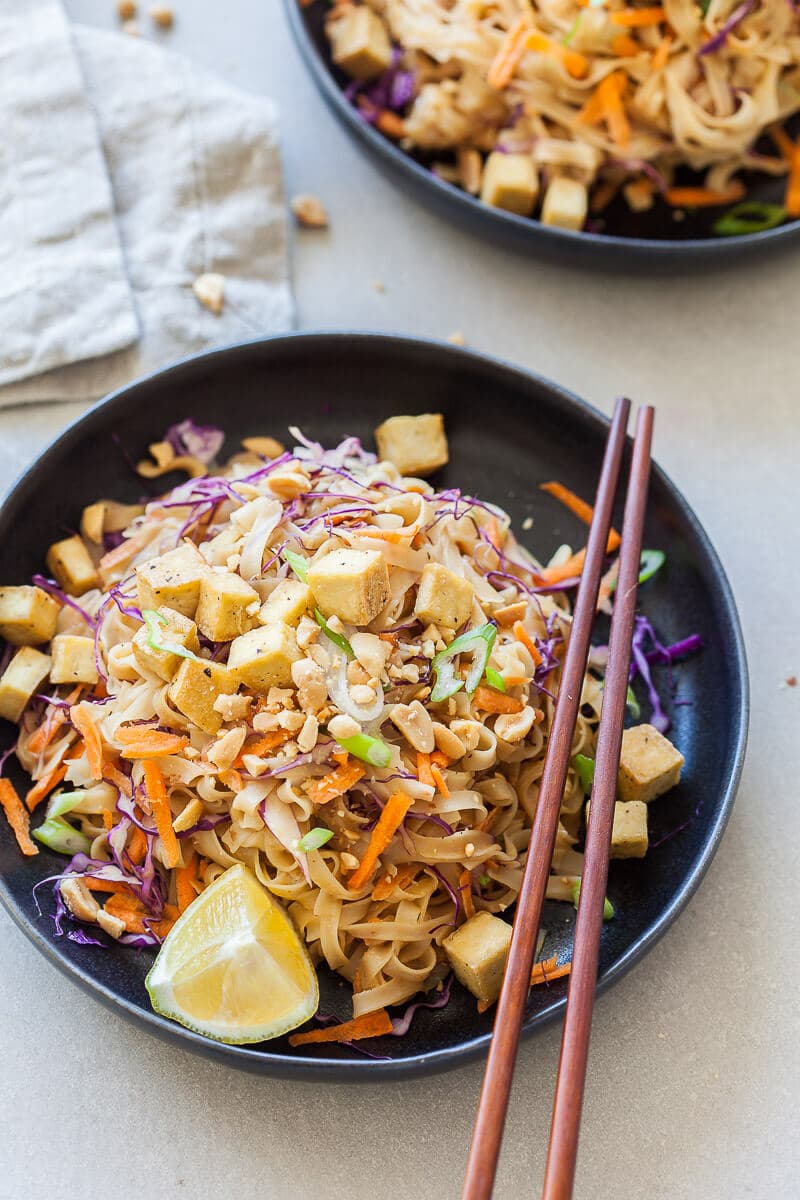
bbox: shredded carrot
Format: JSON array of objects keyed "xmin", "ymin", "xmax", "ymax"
[
  {"xmin": 430, "ymin": 750, "xmax": 449, "ymax": 769},
  {"xmin": 28, "ymin": 686, "xmax": 82, "ymax": 755},
  {"xmin": 378, "ymin": 632, "xmax": 398, "ymax": 645},
  {"xmin": 539, "ymin": 547, "xmax": 586, "ymax": 585},
  {"xmin": 25, "ymin": 762, "xmax": 67, "ymax": 813},
  {"xmin": 430, "ymin": 764, "xmax": 450, "ymax": 798},
  {"xmin": 769, "ymin": 124, "xmax": 794, "ymax": 161},
  {"xmin": 70, "ymin": 704, "xmax": 104, "ymax": 779},
  {"xmin": 611, "ymin": 33, "xmax": 640, "ymax": 55},
  {"xmin": 513, "ymin": 620, "xmax": 543, "ymax": 666},
  {"xmin": 357, "ymin": 526, "xmax": 412, "ymax": 544},
  {"xmin": 375, "ymin": 110, "xmax": 406, "ymax": 139},
  {"xmin": 288, "ymin": 1007, "xmax": 393, "ymax": 1047},
  {"xmin": 651, "ymin": 34, "xmax": 673, "ymax": 72},
  {"xmin": 663, "ymin": 182, "xmax": 746, "ymax": 207},
  {"xmin": 477, "ymin": 808, "xmax": 498, "ymax": 833},
  {"xmin": 98, "ymin": 537, "xmax": 143, "ymax": 575},
  {"xmin": 118, "ymin": 728, "xmax": 190, "ymax": 760},
  {"xmin": 786, "ymin": 144, "xmax": 800, "ymax": 217},
  {"xmin": 473, "ymin": 685, "xmax": 523, "ymax": 715},
  {"xmin": 458, "ymin": 869, "xmax": 475, "ymax": 920},
  {"xmin": 417, "ymin": 751, "xmax": 435, "ymax": 788},
  {"xmin": 487, "ymin": 17, "xmax": 528, "ymax": 90},
  {"xmin": 595, "ymin": 72, "xmax": 630, "ymax": 146},
  {"xmin": 531, "ymin": 957, "xmax": 572, "ymax": 987},
  {"xmin": 127, "ymin": 826, "xmax": 147, "ymax": 865},
  {"xmin": 307, "ymin": 758, "xmax": 366, "ymax": 806},
  {"xmin": 348, "ymin": 792, "xmax": 414, "ymax": 892},
  {"xmin": 540, "ymin": 481, "xmax": 621, "ymax": 552},
  {"xmin": 102, "ymin": 809, "xmax": 114, "ymax": 832},
  {"xmin": 142, "ymin": 760, "xmax": 179, "ymax": 868},
  {"xmin": 83, "ymin": 877, "xmax": 135, "ymax": 896},
  {"xmin": 372, "ymin": 863, "xmax": 418, "ymax": 901},
  {"xmin": 526, "ymin": 32, "xmax": 588, "ymax": 79},
  {"xmin": 331, "ymin": 750, "xmax": 349, "ymax": 767},
  {"xmin": 103, "ymin": 760, "xmax": 133, "ymax": 797},
  {"xmin": 176, "ymin": 851, "xmax": 197, "ymax": 913},
  {"xmin": 0, "ymin": 779, "xmax": 38, "ymax": 855},
  {"xmin": 610, "ymin": 6, "xmax": 664, "ymax": 25},
  {"xmin": 234, "ymin": 729, "xmax": 290, "ymax": 766},
  {"xmin": 104, "ymin": 893, "xmax": 177, "ymax": 938}
]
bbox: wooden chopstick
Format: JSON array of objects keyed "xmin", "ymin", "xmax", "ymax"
[
  {"xmin": 461, "ymin": 396, "xmax": 632, "ymax": 1200},
  {"xmin": 542, "ymin": 404, "xmax": 654, "ymax": 1200}
]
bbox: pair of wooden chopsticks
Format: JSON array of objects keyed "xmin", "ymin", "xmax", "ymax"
[{"xmin": 462, "ymin": 397, "xmax": 654, "ymax": 1200}]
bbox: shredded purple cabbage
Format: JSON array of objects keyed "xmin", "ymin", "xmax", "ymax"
[
  {"xmin": 429, "ymin": 865, "xmax": 462, "ymax": 926},
  {"xmin": 406, "ymin": 809, "xmax": 455, "ymax": 835},
  {"xmin": 108, "ymin": 584, "xmax": 143, "ymax": 622},
  {"xmin": 628, "ymin": 616, "xmax": 703, "ymax": 733},
  {"xmin": 698, "ymin": 0, "xmax": 753, "ymax": 55},
  {"xmin": 32, "ymin": 574, "xmax": 97, "ymax": 629},
  {"xmin": 390, "ymin": 973, "xmax": 454, "ymax": 1036},
  {"xmin": 165, "ymin": 419, "xmax": 225, "ymax": 464}
]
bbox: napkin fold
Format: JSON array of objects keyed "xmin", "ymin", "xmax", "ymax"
[{"xmin": 0, "ymin": 2, "xmax": 293, "ymax": 408}]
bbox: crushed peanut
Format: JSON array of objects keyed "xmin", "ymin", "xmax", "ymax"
[
  {"xmin": 447, "ymin": 331, "xmax": 466, "ymax": 346},
  {"xmin": 117, "ymin": 0, "xmax": 137, "ymax": 19},
  {"xmin": 149, "ymin": 5, "xmax": 174, "ymax": 28},
  {"xmin": 291, "ymin": 194, "xmax": 329, "ymax": 228},
  {"xmin": 192, "ymin": 272, "xmax": 226, "ymax": 315}
]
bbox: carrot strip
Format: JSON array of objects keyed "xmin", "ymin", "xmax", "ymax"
[
  {"xmin": 663, "ymin": 182, "xmax": 746, "ymax": 207},
  {"xmin": 458, "ymin": 869, "xmax": 475, "ymax": 920},
  {"xmin": 176, "ymin": 850, "xmax": 197, "ymax": 913},
  {"xmin": 234, "ymin": 729, "xmax": 290, "ymax": 766},
  {"xmin": 118, "ymin": 728, "xmax": 190, "ymax": 760},
  {"xmin": 307, "ymin": 759, "xmax": 366, "ymax": 806},
  {"xmin": 127, "ymin": 826, "xmax": 147, "ymax": 865},
  {"xmin": 513, "ymin": 620, "xmax": 543, "ymax": 666},
  {"xmin": 430, "ymin": 750, "xmax": 450, "ymax": 769},
  {"xmin": 430, "ymin": 764, "xmax": 450, "ymax": 798},
  {"xmin": 611, "ymin": 33, "xmax": 640, "ymax": 55},
  {"xmin": 375, "ymin": 110, "xmax": 406, "ymax": 139},
  {"xmin": 83, "ymin": 877, "xmax": 135, "ymax": 896},
  {"xmin": 610, "ymin": 6, "xmax": 665, "ymax": 25},
  {"xmin": 102, "ymin": 809, "xmax": 114, "ymax": 832},
  {"xmin": 103, "ymin": 760, "xmax": 133, "ymax": 797},
  {"xmin": 477, "ymin": 808, "xmax": 498, "ymax": 833},
  {"xmin": 786, "ymin": 145, "xmax": 800, "ymax": 217},
  {"xmin": 142, "ymin": 760, "xmax": 179, "ymax": 868},
  {"xmin": 331, "ymin": 750, "xmax": 349, "ymax": 768},
  {"xmin": 487, "ymin": 17, "xmax": 528, "ymax": 90},
  {"xmin": 598, "ymin": 72, "xmax": 629, "ymax": 146},
  {"xmin": 104, "ymin": 893, "xmax": 177, "ymax": 938},
  {"xmin": 372, "ymin": 863, "xmax": 418, "ymax": 901},
  {"xmin": 769, "ymin": 124, "xmax": 794, "ymax": 161},
  {"xmin": 651, "ymin": 34, "xmax": 673, "ymax": 72},
  {"xmin": 348, "ymin": 792, "xmax": 414, "ymax": 892},
  {"xmin": 27, "ymin": 686, "xmax": 82, "ymax": 755},
  {"xmin": 70, "ymin": 704, "xmax": 104, "ymax": 779},
  {"xmin": 288, "ymin": 1008, "xmax": 393, "ymax": 1047},
  {"xmin": 473, "ymin": 685, "xmax": 523, "ymax": 715},
  {"xmin": 540, "ymin": 481, "xmax": 622, "ymax": 552},
  {"xmin": 539, "ymin": 548, "xmax": 586, "ymax": 585},
  {"xmin": 531, "ymin": 957, "xmax": 572, "ymax": 986},
  {"xmin": 416, "ymin": 752, "xmax": 435, "ymax": 788},
  {"xmin": 0, "ymin": 779, "xmax": 38, "ymax": 856},
  {"xmin": 25, "ymin": 762, "xmax": 67, "ymax": 813},
  {"xmin": 526, "ymin": 32, "xmax": 588, "ymax": 79}
]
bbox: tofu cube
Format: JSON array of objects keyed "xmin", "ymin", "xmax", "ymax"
[
  {"xmin": 0, "ymin": 585, "xmax": 59, "ymax": 645},
  {"xmin": 328, "ymin": 5, "xmax": 392, "ymax": 82},
  {"xmin": 131, "ymin": 606, "xmax": 200, "ymax": 682},
  {"xmin": 307, "ymin": 549, "xmax": 391, "ymax": 626},
  {"xmin": 610, "ymin": 800, "xmax": 649, "ymax": 859},
  {"xmin": 443, "ymin": 911, "xmax": 512, "ymax": 1005},
  {"xmin": 618, "ymin": 723, "xmax": 684, "ymax": 804},
  {"xmin": 259, "ymin": 579, "xmax": 313, "ymax": 628},
  {"xmin": 50, "ymin": 635, "xmax": 98, "ymax": 685},
  {"xmin": 167, "ymin": 657, "xmax": 239, "ymax": 735},
  {"xmin": 195, "ymin": 572, "xmax": 261, "ymax": 642},
  {"xmin": 374, "ymin": 413, "xmax": 449, "ymax": 477},
  {"xmin": 46, "ymin": 535, "xmax": 99, "ymax": 597},
  {"xmin": 480, "ymin": 152, "xmax": 538, "ymax": 217},
  {"xmin": 0, "ymin": 647, "xmax": 51, "ymax": 722},
  {"xmin": 414, "ymin": 563, "xmax": 474, "ymax": 630},
  {"xmin": 228, "ymin": 623, "xmax": 302, "ymax": 692},
  {"xmin": 136, "ymin": 546, "xmax": 208, "ymax": 618},
  {"xmin": 540, "ymin": 177, "xmax": 588, "ymax": 232}
]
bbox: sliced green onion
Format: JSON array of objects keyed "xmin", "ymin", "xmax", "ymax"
[
  {"xmin": 46, "ymin": 790, "xmax": 81, "ymax": 820},
  {"xmin": 33, "ymin": 817, "xmax": 91, "ymax": 856},
  {"xmin": 574, "ymin": 753, "xmax": 595, "ymax": 793},
  {"xmin": 626, "ymin": 684, "xmax": 641, "ymax": 720},
  {"xmin": 142, "ymin": 609, "xmax": 201, "ymax": 663},
  {"xmin": 430, "ymin": 622, "xmax": 497, "ymax": 704},
  {"xmin": 478, "ymin": 873, "xmax": 491, "ymax": 888},
  {"xmin": 712, "ymin": 201, "xmax": 786, "ymax": 237},
  {"xmin": 297, "ymin": 826, "xmax": 334, "ymax": 852},
  {"xmin": 336, "ymin": 732, "xmax": 392, "ymax": 768},
  {"xmin": 563, "ymin": 12, "xmax": 582, "ymax": 43},
  {"xmin": 282, "ymin": 547, "xmax": 309, "ymax": 583},
  {"xmin": 484, "ymin": 666, "xmax": 506, "ymax": 693},
  {"xmin": 314, "ymin": 609, "xmax": 354, "ymax": 659},
  {"xmin": 638, "ymin": 548, "xmax": 666, "ymax": 585},
  {"xmin": 571, "ymin": 879, "xmax": 614, "ymax": 921},
  {"xmin": 699, "ymin": 0, "xmax": 711, "ymax": 12}
]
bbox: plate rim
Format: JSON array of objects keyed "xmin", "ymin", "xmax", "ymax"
[
  {"xmin": 0, "ymin": 331, "xmax": 750, "ymax": 1079},
  {"xmin": 284, "ymin": 0, "xmax": 800, "ymax": 263}
]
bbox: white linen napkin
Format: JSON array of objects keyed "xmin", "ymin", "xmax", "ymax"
[{"xmin": 0, "ymin": 2, "xmax": 293, "ymax": 408}]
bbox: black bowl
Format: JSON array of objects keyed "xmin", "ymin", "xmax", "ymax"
[
  {"xmin": 285, "ymin": 0, "xmax": 800, "ymax": 268},
  {"xmin": 0, "ymin": 333, "xmax": 748, "ymax": 1078}
]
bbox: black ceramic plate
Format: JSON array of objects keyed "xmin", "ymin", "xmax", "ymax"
[
  {"xmin": 285, "ymin": 0, "xmax": 800, "ymax": 267},
  {"xmin": 0, "ymin": 333, "xmax": 747, "ymax": 1079}
]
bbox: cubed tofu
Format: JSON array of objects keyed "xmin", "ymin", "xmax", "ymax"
[
  {"xmin": 228, "ymin": 623, "xmax": 302, "ymax": 692},
  {"xmin": 46, "ymin": 535, "xmax": 98, "ymax": 596},
  {"xmin": 131, "ymin": 606, "xmax": 200, "ymax": 682},
  {"xmin": 0, "ymin": 585, "xmax": 59, "ymax": 645},
  {"xmin": 327, "ymin": 5, "xmax": 392, "ymax": 81},
  {"xmin": 443, "ymin": 911, "xmax": 512, "ymax": 1005},
  {"xmin": 0, "ymin": 647, "xmax": 51, "ymax": 722},
  {"xmin": 480, "ymin": 152, "xmax": 538, "ymax": 217},
  {"xmin": 136, "ymin": 545, "xmax": 208, "ymax": 617},
  {"xmin": 167, "ymin": 657, "xmax": 239, "ymax": 735},
  {"xmin": 259, "ymin": 579, "xmax": 313, "ymax": 628},
  {"xmin": 307, "ymin": 549, "xmax": 391, "ymax": 626},
  {"xmin": 609, "ymin": 800, "xmax": 649, "ymax": 859},
  {"xmin": 374, "ymin": 413, "xmax": 449, "ymax": 478},
  {"xmin": 414, "ymin": 563, "xmax": 474, "ymax": 630},
  {"xmin": 618, "ymin": 723, "xmax": 684, "ymax": 804},
  {"xmin": 195, "ymin": 572, "xmax": 261, "ymax": 642},
  {"xmin": 540, "ymin": 177, "xmax": 588, "ymax": 232},
  {"xmin": 50, "ymin": 635, "xmax": 98, "ymax": 685}
]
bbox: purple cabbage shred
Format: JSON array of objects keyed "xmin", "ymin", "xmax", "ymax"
[{"xmin": 164, "ymin": 418, "xmax": 225, "ymax": 464}]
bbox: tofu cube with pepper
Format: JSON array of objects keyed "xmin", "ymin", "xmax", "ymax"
[
  {"xmin": 443, "ymin": 911, "xmax": 512, "ymax": 1005},
  {"xmin": 0, "ymin": 647, "xmax": 51, "ymax": 722},
  {"xmin": 327, "ymin": 5, "xmax": 392, "ymax": 81},
  {"xmin": 540, "ymin": 177, "xmax": 588, "ymax": 232},
  {"xmin": 46, "ymin": 535, "xmax": 98, "ymax": 596},
  {"xmin": 414, "ymin": 563, "xmax": 474, "ymax": 630},
  {"xmin": 374, "ymin": 413, "xmax": 449, "ymax": 477},
  {"xmin": 480, "ymin": 152, "xmax": 538, "ymax": 217},
  {"xmin": 609, "ymin": 800, "xmax": 649, "ymax": 859},
  {"xmin": 259, "ymin": 579, "xmax": 313, "ymax": 628},
  {"xmin": 50, "ymin": 635, "xmax": 98, "ymax": 685},
  {"xmin": 195, "ymin": 571, "xmax": 261, "ymax": 642},
  {"xmin": 618, "ymin": 723, "xmax": 684, "ymax": 804},
  {"xmin": 136, "ymin": 546, "xmax": 207, "ymax": 618},
  {"xmin": 228, "ymin": 622, "xmax": 302, "ymax": 692},
  {"xmin": 307, "ymin": 548, "xmax": 390, "ymax": 626},
  {"xmin": 131, "ymin": 606, "xmax": 200, "ymax": 682},
  {"xmin": 0, "ymin": 585, "xmax": 59, "ymax": 646},
  {"xmin": 167, "ymin": 657, "xmax": 239, "ymax": 735}
]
